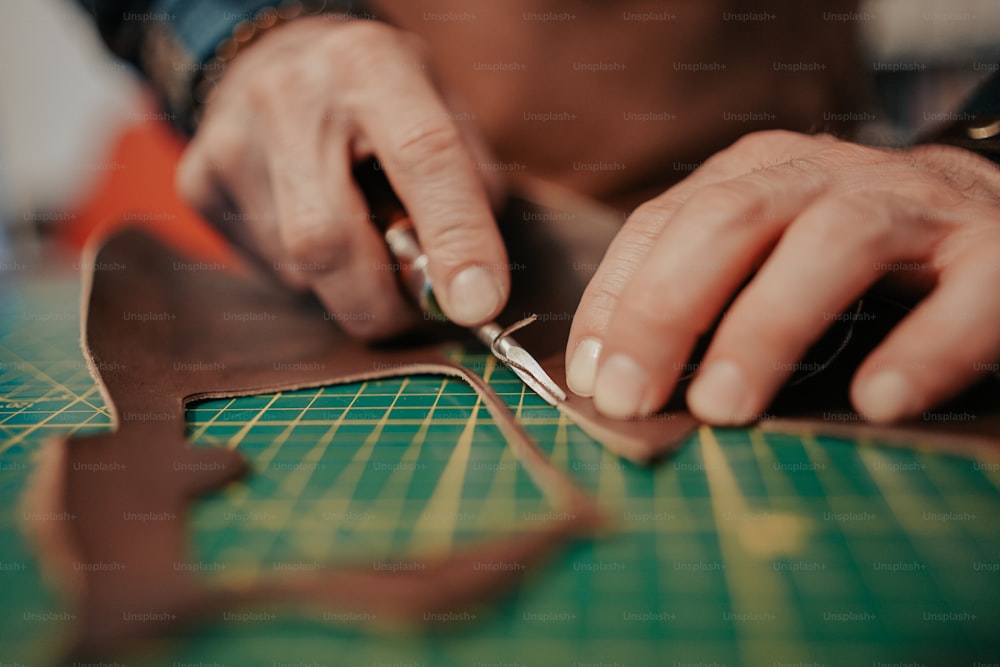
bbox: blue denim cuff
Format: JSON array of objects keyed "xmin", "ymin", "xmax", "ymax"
[{"xmin": 135, "ymin": 0, "xmax": 366, "ymax": 132}]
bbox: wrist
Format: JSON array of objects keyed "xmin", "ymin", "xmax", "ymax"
[
  {"xmin": 137, "ymin": 0, "xmax": 371, "ymax": 134},
  {"xmin": 191, "ymin": 8, "xmax": 358, "ymax": 129}
]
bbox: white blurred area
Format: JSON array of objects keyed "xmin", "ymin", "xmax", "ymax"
[
  {"xmin": 0, "ymin": 0, "xmax": 997, "ymax": 260},
  {"xmin": 864, "ymin": 0, "xmax": 1000, "ymax": 62},
  {"xmin": 0, "ymin": 0, "xmax": 139, "ymax": 259}
]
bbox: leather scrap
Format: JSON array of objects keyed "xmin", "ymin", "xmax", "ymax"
[{"xmin": 25, "ymin": 212, "xmax": 612, "ymax": 658}]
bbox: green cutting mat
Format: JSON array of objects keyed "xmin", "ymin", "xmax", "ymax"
[{"xmin": 2, "ymin": 273, "xmax": 1000, "ymax": 667}]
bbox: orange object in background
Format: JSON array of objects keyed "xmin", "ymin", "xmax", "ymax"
[{"xmin": 59, "ymin": 102, "xmax": 236, "ymax": 266}]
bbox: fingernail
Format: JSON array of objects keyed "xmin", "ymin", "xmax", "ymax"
[
  {"xmin": 688, "ymin": 360, "xmax": 749, "ymax": 424},
  {"xmin": 447, "ymin": 265, "xmax": 503, "ymax": 324},
  {"xmin": 857, "ymin": 371, "xmax": 913, "ymax": 423},
  {"xmin": 594, "ymin": 354, "xmax": 648, "ymax": 419},
  {"xmin": 567, "ymin": 338, "xmax": 602, "ymax": 397}
]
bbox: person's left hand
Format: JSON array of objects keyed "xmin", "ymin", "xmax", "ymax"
[{"xmin": 565, "ymin": 130, "xmax": 1000, "ymax": 425}]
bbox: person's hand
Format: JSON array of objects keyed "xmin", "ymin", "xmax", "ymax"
[
  {"xmin": 176, "ymin": 17, "xmax": 509, "ymax": 339},
  {"xmin": 566, "ymin": 130, "xmax": 1000, "ymax": 424}
]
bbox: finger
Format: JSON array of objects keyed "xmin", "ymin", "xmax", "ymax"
[
  {"xmin": 564, "ymin": 156, "xmax": 753, "ymax": 397},
  {"xmin": 851, "ymin": 230, "xmax": 1000, "ymax": 423},
  {"xmin": 268, "ymin": 124, "xmax": 415, "ymax": 340},
  {"xmin": 176, "ymin": 140, "xmax": 223, "ymax": 217},
  {"xmin": 358, "ymin": 68, "xmax": 508, "ymax": 326},
  {"xmin": 686, "ymin": 193, "xmax": 942, "ymax": 425},
  {"xmin": 587, "ymin": 165, "xmax": 831, "ymax": 419},
  {"xmin": 439, "ymin": 88, "xmax": 508, "ymax": 211},
  {"xmin": 565, "ymin": 131, "xmax": 832, "ymax": 397},
  {"xmin": 176, "ymin": 89, "xmax": 263, "ymax": 214},
  {"xmin": 176, "ymin": 129, "xmax": 285, "ymax": 272}
]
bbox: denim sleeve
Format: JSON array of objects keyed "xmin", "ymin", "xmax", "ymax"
[{"xmin": 75, "ymin": 0, "xmax": 368, "ymax": 132}]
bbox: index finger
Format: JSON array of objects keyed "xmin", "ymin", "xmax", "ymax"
[{"xmin": 358, "ymin": 71, "xmax": 508, "ymax": 326}]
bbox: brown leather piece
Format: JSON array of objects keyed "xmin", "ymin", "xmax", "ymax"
[
  {"xmin": 539, "ymin": 355, "xmax": 700, "ymax": 462},
  {"xmin": 25, "ymin": 190, "xmax": 1000, "ymax": 658},
  {"xmin": 27, "ymin": 217, "xmax": 612, "ymax": 659}
]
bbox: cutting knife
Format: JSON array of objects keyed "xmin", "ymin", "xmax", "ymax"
[{"xmin": 353, "ymin": 159, "xmax": 566, "ymax": 407}]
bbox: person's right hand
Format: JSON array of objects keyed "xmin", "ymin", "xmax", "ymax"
[{"xmin": 176, "ymin": 17, "xmax": 510, "ymax": 339}]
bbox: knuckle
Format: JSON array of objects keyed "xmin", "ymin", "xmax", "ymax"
[
  {"xmin": 271, "ymin": 151, "xmax": 320, "ymax": 185},
  {"xmin": 736, "ymin": 293, "xmax": 804, "ymax": 339},
  {"xmin": 584, "ymin": 259, "xmax": 634, "ymax": 307},
  {"xmin": 811, "ymin": 197, "xmax": 892, "ymax": 250},
  {"xmin": 904, "ymin": 174, "xmax": 971, "ymax": 209},
  {"xmin": 720, "ymin": 300, "xmax": 805, "ymax": 358},
  {"xmin": 716, "ymin": 130, "xmax": 834, "ymax": 171},
  {"xmin": 246, "ymin": 61, "xmax": 291, "ymax": 104},
  {"xmin": 618, "ymin": 282, "xmax": 698, "ymax": 334},
  {"xmin": 731, "ymin": 129, "xmax": 789, "ymax": 150},
  {"xmin": 593, "ymin": 235, "xmax": 650, "ymax": 292},
  {"xmin": 272, "ymin": 68, "xmax": 311, "ymax": 102},
  {"xmin": 282, "ymin": 199, "xmax": 329, "ymax": 232},
  {"xmin": 685, "ymin": 182, "xmax": 765, "ymax": 230},
  {"xmin": 321, "ymin": 22, "xmax": 414, "ymax": 77},
  {"xmin": 813, "ymin": 141, "xmax": 888, "ymax": 169},
  {"xmin": 739, "ymin": 322, "xmax": 798, "ymax": 366},
  {"xmin": 575, "ymin": 262, "xmax": 648, "ymax": 336},
  {"xmin": 609, "ymin": 238, "xmax": 654, "ymax": 280},
  {"xmin": 574, "ymin": 290, "xmax": 616, "ymax": 334},
  {"xmin": 333, "ymin": 19, "xmax": 400, "ymax": 50},
  {"xmin": 393, "ymin": 120, "xmax": 462, "ymax": 169},
  {"xmin": 424, "ymin": 217, "xmax": 488, "ymax": 262},
  {"xmin": 766, "ymin": 155, "xmax": 824, "ymax": 182},
  {"xmin": 254, "ymin": 71, "xmax": 323, "ymax": 120},
  {"xmin": 628, "ymin": 199, "xmax": 680, "ymax": 234},
  {"xmin": 730, "ymin": 129, "xmax": 814, "ymax": 154},
  {"xmin": 281, "ymin": 214, "xmax": 352, "ymax": 271},
  {"xmin": 706, "ymin": 182, "xmax": 758, "ymax": 213},
  {"xmin": 582, "ymin": 272, "xmax": 629, "ymax": 317}
]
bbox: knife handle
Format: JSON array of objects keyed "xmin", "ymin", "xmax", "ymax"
[
  {"xmin": 350, "ymin": 157, "xmax": 447, "ymax": 322},
  {"xmin": 383, "ymin": 216, "xmax": 446, "ymax": 321}
]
